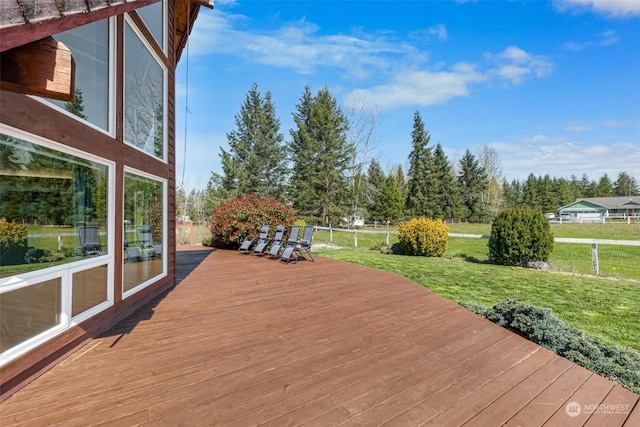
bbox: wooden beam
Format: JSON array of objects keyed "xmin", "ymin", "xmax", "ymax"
[{"xmin": 0, "ymin": 37, "xmax": 75, "ymax": 102}]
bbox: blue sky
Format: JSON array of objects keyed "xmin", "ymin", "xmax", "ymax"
[{"xmin": 175, "ymin": 0, "xmax": 640, "ymax": 191}]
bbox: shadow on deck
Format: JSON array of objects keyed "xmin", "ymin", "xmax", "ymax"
[{"xmin": 1, "ymin": 247, "xmax": 638, "ymax": 426}]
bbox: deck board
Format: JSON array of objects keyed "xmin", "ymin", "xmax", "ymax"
[{"xmin": 1, "ymin": 247, "xmax": 638, "ymax": 426}]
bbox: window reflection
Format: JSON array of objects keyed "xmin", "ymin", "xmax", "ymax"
[
  {"xmin": 72, "ymin": 266, "xmax": 108, "ymax": 316},
  {"xmin": 0, "ymin": 278, "xmax": 62, "ymax": 352},
  {"xmin": 50, "ymin": 20, "xmax": 110, "ymax": 131},
  {"xmin": 0, "ymin": 133, "xmax": 109, "ymax": 276},
  {"xmin": 124, "ymin": 22, "xmax": 165, "ymax": 160},
  {"xmin": 123, "ymin": 172, "xmax": 164, "ymax": 293},
  {"xmin": 137, "ymin": 2, "xmax": 164, "ymax": 50}
]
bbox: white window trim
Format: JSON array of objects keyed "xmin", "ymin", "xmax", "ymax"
[
  {"xmin": 0, "ymin": 270, "xmax": 69, "ymax": 366},
  {"xmin": 0, "ymin": 124, "xmax": 116, "ymax": 367},
  {"xmin": 123, "ymin": 16, "xmax": 168, "ymax": 163},
  {"xmin": 122, "ymin": 166, "xmax": 167, "ymax": 299}
]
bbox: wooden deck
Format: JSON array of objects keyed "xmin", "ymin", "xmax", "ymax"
[{"xmin": 1, "ymin": 247, "xmax": 638, "ymax": 426}]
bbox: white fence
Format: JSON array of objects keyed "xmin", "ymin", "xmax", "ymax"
[{"xmin": 313, "ymin": 226, "xmax": 640, "ymax": 280}]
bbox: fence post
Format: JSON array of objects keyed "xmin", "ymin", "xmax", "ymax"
[
  {"xmin": 386, "ymin": 232, "xmax": 389, "ymax": 245},
  {"xmin": 189, "ymin": 221, "xmax": 193, "ymax": 245},
  {"xmin": 354, "ymin": 231, "xmax": 358, "ymax": 248},
  {"xmin": 329, "ymin": 223, "xmax": 333, "ymax": 243},
  {"xmin": 591, "ymin": 242, "xmax": 599, "ymax": 275}
]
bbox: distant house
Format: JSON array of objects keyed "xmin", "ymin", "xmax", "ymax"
[
  {"xmin": 558, "ymin": 197, "xmax": 640, "ymax": 219},
  {"xmin": 1, "ymin": 0, "xmax": 212, "ymax": 399}
]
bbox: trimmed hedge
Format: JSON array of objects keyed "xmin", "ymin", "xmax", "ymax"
[
  {"xmin": 209, "ymin": 193, "xmax": 297, "ymax": 248},
  {"xmin": 461, "ymin": 299, "xmax": 640, "ymax": 394},
  {"xmin": 398, "ymin": 217, "xmax": 448, "ymax": 257},
  {"xmin": 488, "ymin": 208, "xmax": 553, "ymax": 266}
]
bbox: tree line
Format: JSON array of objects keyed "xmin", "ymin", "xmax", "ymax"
[{"xmin": 177, "ymin": 83, "xmax": 638, "ymax": 225}]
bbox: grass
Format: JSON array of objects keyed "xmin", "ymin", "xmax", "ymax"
[
  {"xmin": 445, "ymin": 221, "xmax": 640, "ymax": 240},
  {"xmin": 314, "ymin": 247, "xmax": 640, "ymax": 353},
  {"xmin": 314, "ymin": 224, "xmax": 640, "ymax": 280}
]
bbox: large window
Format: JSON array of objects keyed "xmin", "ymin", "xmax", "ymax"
[
  {"xmin": 48, "ymin": 19, "xmax": 113, "ymax": 133},
  {"xmin": 0, "ymin": 128, "xmax": 114, "ymax": 365},
  {"xmin": 123, "ymin": 171, "xmax": 165, "ymax": 294},
  {"xmin": 0, "ymin": 133, "xmax": 109, "ymax": 275},
  {"xmin": 124, "ymin": 20, "xmax": 166, "ymax": 160}
]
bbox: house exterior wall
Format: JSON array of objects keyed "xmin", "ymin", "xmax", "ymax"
[{"xmin": 0, "ymin": 1, "xmax": 177, "ymax": 400}]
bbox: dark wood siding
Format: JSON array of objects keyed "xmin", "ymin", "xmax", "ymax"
[{"xmin": 0, "ymin": 0, "xmax": 178, "ymax": 400}]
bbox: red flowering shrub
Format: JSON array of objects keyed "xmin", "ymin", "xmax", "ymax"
[{"xmin": 209, "ymin": 193, "xmax": 297, "ymax": 248}]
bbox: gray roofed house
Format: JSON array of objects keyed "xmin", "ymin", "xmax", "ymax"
[{"xmin": 558, "ymin": 196, "xmax": 640, "ymax": 220}]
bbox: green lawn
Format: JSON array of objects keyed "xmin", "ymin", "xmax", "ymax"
[
  {"xmin": 315, "ymin": 247, "xmax": 640, "ymax": 353},
  {"xmin": 445, "ymin": 221, "xmax": 640, "ymax": 240}
]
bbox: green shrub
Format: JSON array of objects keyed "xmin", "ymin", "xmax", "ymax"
[
  {"xmin": 0, "ymin": 218, "xmax": 28, "ymax": 266},
  {"xmin": 209, "ymin": 193, "xmax": 297, "ymax": 248},
  {"xmin": 488, "ymin": 208, "xmax": 553, "ymax": 266},
  {"xmin": 398, "ymin": 217, "xmax": 448, "ymax": 257},
  {"xmin": 461, "ymin": 299, "xmax": 640, "ymax": 394},
  {"xmin": 200, "ymin": 236, "xmax": 214, "ymax": 247}
]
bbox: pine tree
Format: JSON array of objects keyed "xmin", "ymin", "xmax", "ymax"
[
  {"xmin": 217, "ymin": 83, "xmax": 287, "ymax": 199},
  {"xmin": 595, "ymin": 173, "xmax": 615, "ymax": 197},
  {"xmin": 457, "ymin": 149, "xmax": 488, "ymax": 222},
  {"xmin": 65, "ymin": 88, "xmax": 88, "ymax": 120},
  {"xmin": 405, "ymin": 111, "xmax": 432, "ymax": 217},
  {"xmin": 614, "ymin": 172, "xmax": 639, "ymax": 196},
  {"xmin": 428, "ymin": 143, "xmax": 457, "ymax": 220},
  {"xmin": 393, "ymin": 165, "xmax": 407, "ymax": 205},
  {"xmin": 377, "ymin": 174, "xmax": 404, "ymax": 223},
  {"xmin": 366, "ymin": 158, "xmax": 386, "ymax": 221},
  {"xmin": 289, "ymin": 85, "xmax": 352, "ymax": 224}
]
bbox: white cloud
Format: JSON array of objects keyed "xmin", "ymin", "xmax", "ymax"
[
  {"xmin": 598, "ymin": 30, "xmax": 619, "ymax": 46},
  {"xmin": 428, "ymin": 24, "xmax": 448, "ymax": 41},
  {"xmin": 494, "ymin": 139, "xmax": 640, "ymax": 181},
  {"xmin": 485, "ymin": 46, "xmax": 554, "ymax": 85},
  {"xmin": 187, "ymin": 11, "xmax": 412, "ymax": 78},
  {"xmin": 565, "ymin": 121, "xmax": 595, "ymax": 132},
  {"xmin": 553, "ymin": 0, "xmax": 640, "ymax": 18},
  {"xmin": 347, "ymin": 63, "xmax": 486, "ymax": 111}
]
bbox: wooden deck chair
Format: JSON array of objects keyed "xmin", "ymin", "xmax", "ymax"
[
  {"xmin": 79, "ymin": 226, "xmax": 106, "ymax": 256},
  {"xmin": 279, "ymin": 225, "xmax": 301, "ymax": 264}
]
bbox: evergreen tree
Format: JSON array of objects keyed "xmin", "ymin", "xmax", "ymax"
[
  {"xmin": 366, "ymin": 158, "xmax": 386, "ymax": 221},
  {"xmin": 538, "ymin": 174, "xmax": 558, "ymax": 213},
  {"xmin": 405, "ymin": 111, "xmax": 432, "ymax": 217},
  {"xmin": 289, "ymin": 85, "xmax": 352, "ymax": 224},
  {"xmin": 65, "ymin": 88, "xmax": 88, "ymax": 120},
  {"xmin": 377, "ymin": 174, "xmax": 404, "ymax": 223},
  {"xmin": 522, "ymin": 174, "xmax": 540, "ymax": 209},
  {"xmin": 595, "ymin": 173, "xmax": 615, "ymax": 197},
  {"xmin": 614, "ymin": 172, "xmax": 639, "ymax": 196},
  {"xmin": 217, "ymin": 83, "xmax": 287, "ymax": 199},
  {"xmin": 457, "ymin": 149, "xmax": 488, "ymax": 222},
  {"xmin": 429, "ymin": 143, "xmax": 457, "ymax": 220},
  {"xmin": 393, "ymin": 164, "xmax": 407, "ymax": 204}
]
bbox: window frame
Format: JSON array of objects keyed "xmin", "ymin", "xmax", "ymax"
[
  {"xmin": 34, "ymin": 17, "xmax": 116, "ymax": 137},
  {"xmin": 0, "ymin": 124, "xmax": 116, "ymax": 367},
  {"xmin": 122, "ymin": 15, "xmax": 168, "ymax": 163},
  {"xmin": 122, "ymin": 166, "xmax": 167, "ymax": 299}
]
